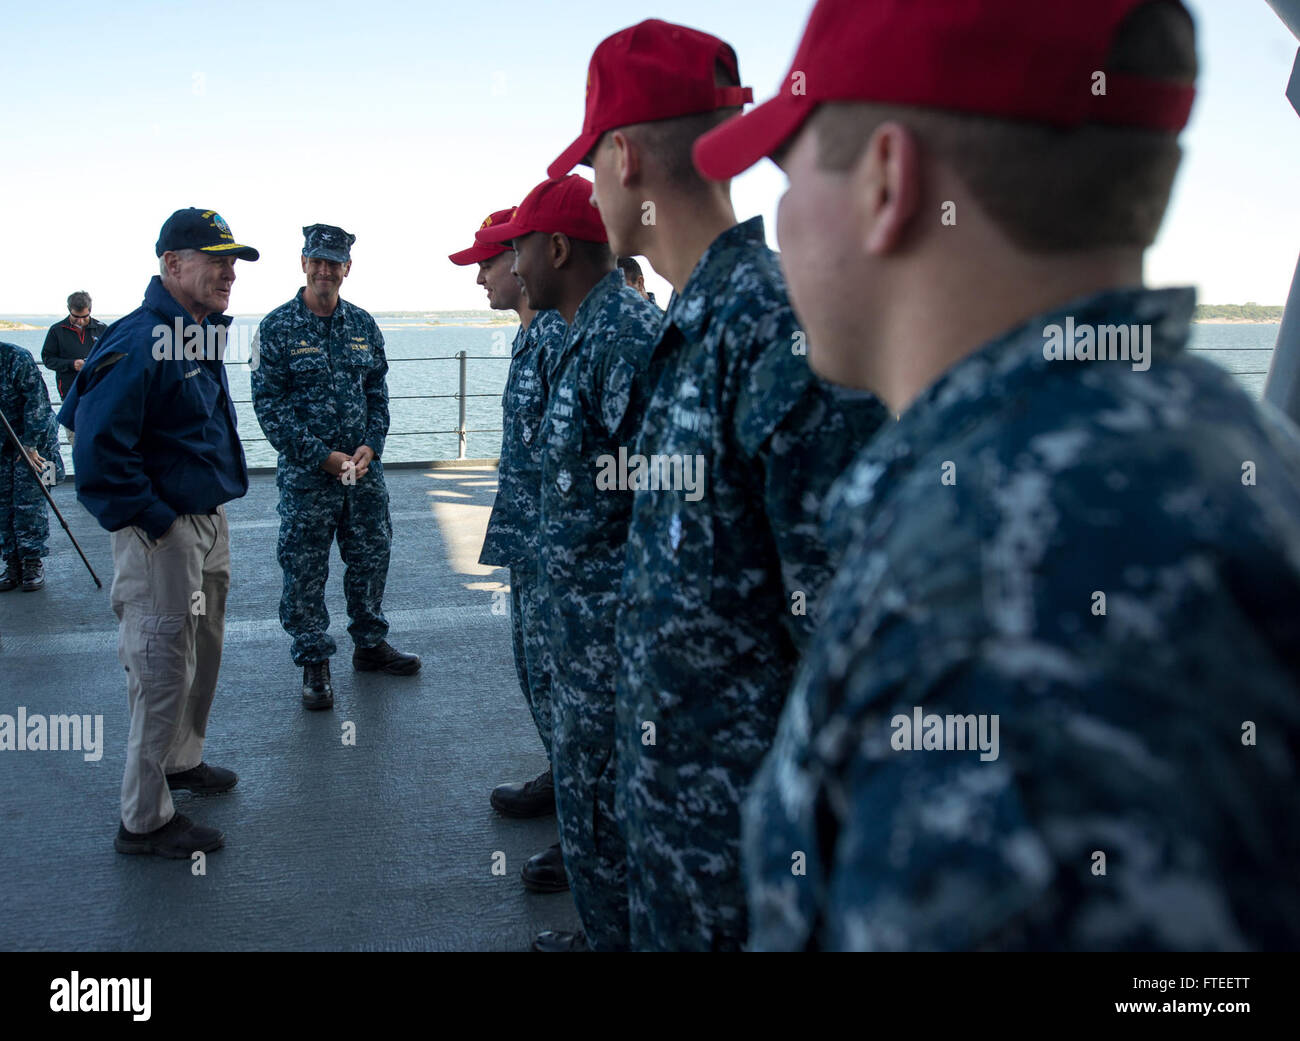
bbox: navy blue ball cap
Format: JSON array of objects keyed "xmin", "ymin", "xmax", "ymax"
[
  {"xmin": 156, "ymin": 208, "xmax": 259, "ymax": 260},
  {"xmin": 302, "ymin": 224, "xmax": 356, "ymax": 263}
]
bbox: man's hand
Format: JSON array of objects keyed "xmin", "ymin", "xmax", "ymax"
[
  {"xmin": 321, "ymin": 450, "xmax": 352, "ymax": 477},
  {"xmin": 24, "ymin": 447, "xmax": 45, "ymax": 470},
  {"xmin": 349, "ymin": 445, "xmax": 375, "ymax": 480},
  {"xmin": 73, "ymin": 359, "xmax": 85, "ymax": 371}
]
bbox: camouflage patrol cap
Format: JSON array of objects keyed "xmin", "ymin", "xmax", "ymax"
[{"xmin": 302, "ymin": 224, "xmax": 356, "ymax": 263}]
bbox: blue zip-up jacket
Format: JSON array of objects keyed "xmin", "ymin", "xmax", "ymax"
[{"xmin": 57, "ymin": 276, "xmax": 248, "ymax": 537}]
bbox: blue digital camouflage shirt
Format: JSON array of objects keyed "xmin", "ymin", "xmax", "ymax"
[
  {"xmin": 615, "ymin": 217, "xmax": 890, "ymax": 950},
  {"xmin": 744, "ymin": 286, "xmax": 1300, "ymax": 952},
  {"xmin": 251, "ymin": 290, "xmax": 389, "ymax": 488},
  {"xmin": 0, "ymin": 342, "xmax": 58, "ymax": 459},
  {"xmin": 537, "ymin": 269, "xmax": 662, "ymax": 951},
  {"xmin": 539, "ymin": 270, "xmax": 661, "ymax": 648},
  {"xmin": 481, "ymin": 308, "xmax": 567, "ymax": 572}
]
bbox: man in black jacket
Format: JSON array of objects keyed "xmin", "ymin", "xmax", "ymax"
[{"xmin": 42, "ymin": 291, "xmax": 106, "ymax": 400}]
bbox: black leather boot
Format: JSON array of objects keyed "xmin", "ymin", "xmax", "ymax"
[{"xmin": 302, "ymin": 661, "xmax": 334, "ymax": 710}]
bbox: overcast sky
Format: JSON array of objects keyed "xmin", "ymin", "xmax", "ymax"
[{"xmin": 1, "ymin": 0, "xmax": 1296, "ymax": 316}]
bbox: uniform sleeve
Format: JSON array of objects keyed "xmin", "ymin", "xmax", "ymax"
[
  {"xmin": 723, "ymin": 306, "xmax": 885, "ymax": 646},
  {"xmin": 764, "ymin": 381, "xmax": 890, "ymax": 642},
  {"xmin": 16, "ymin": 351, "xmax": 54, "ymax": 452},
  {"xmin": 71, "ymin": 352, "xmax": 176, "ymax": 537},
  {"xmin": 250, "ymin": 320, "xmax": 333, "ymax": 470},
  {"xmin": 593, "ymin": 340, "xmax": 647, "ymax": 442},
  {"xmin": 362, "ymin": 322, "xmax": 389, "ymax": 457}
]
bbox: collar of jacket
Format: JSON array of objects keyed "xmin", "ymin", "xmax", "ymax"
[
  {"xmin": 661, "ymin": 216, "xmax": 766, "ymax": 341},
  {"xmin": 143, "ymin": 275, "xmax": 233, "ymax": 329}
]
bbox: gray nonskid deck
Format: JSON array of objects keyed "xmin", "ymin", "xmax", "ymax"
[{"xmin": 0, "ymin": 467, "xmax": 580, "ymax": 951}]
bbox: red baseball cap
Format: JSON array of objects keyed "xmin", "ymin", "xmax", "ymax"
[
  {"xmin": 694, "ymin": 0, "xmax": 1197, "ymax": 181},
  {"xmin": 548, "ymin": 19, "xmax": 754, "ymax": 179},
  {"xmin": 476, "ymin": 175, "xmax": 609, "ymax": 245},
  {"xmin": 448, "ymin": 208, "xmax": 514, "ymax": 266}
]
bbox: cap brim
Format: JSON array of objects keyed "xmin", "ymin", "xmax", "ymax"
[
  {"xmin": 547, "ymin": 130, "xmax": 602, "ymax": 180},
  {"xmin": 693, "ymin": 93, "xmax": 813, "ymax": 181},
  {"xmin": 448, "ymin": 242, "xmax": 508, "ymax": 266},
  {"xmin": 303, "ymin": 248, "xmax": 351, "ymax": 263},
  {"xmin": 199, "ymin": 243, "xmax": 260, "ymax": 261}
]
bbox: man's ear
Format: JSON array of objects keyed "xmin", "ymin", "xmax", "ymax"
[
  {"xmin": 611, "ymin": 130, "xmax": 638, "ymax": 189},
  {"xmin": 854, "ymin": 121, "xmax": 921, "ymax": 256},
  {"xmin": 342, "ymin": 261, "xmax": 352, "ymax": 278},
  {"xmin": 300, "ymin": 255, "xmax": 309, "ymax": 274},
  {"xmin": 550, "ymin": 233, "xmax": 572, "ymax": 270}
]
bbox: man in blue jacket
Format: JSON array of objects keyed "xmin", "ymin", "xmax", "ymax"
[{"xmin": 59, "ymin": 207, "xmax": 257, "ymax": 859}]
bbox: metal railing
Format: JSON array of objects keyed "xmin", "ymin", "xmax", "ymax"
[{"xmin": 226, "ymin": 351, "xmax": 509, "ymax": 460}]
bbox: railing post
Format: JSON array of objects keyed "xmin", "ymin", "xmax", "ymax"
[{"xmin": 457, "ymin": 350, "xmax": 468, "ymax": 460}]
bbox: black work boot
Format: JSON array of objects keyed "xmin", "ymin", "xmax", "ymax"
[
  {"xmin": 521, "ymin": 841, "xmax": 569, "ymax": 893},
  {"xmin": 491, "ymin": 767, "xmax": 556, "ymax": 818},
  {"xmin": 302, "ymin": 661, "xmax": 334, "ymax": 711},
  {"xmin": 0, "ymin": 558, "xmax": 19, "ymax": 592},
  {"xmin": 20, "ymin": 558, "xmax": 44, "ymax": 591},
  {"xmin": 166, "ymin": 762, "xmax": 238, "ymax": 795},
  {"xmin": 114, "ymin": 813, "xmax": 224, "ymax": 858},
  {"xmin": 352, "ymin": 640, "xmax": 421, "ymax": 675}
]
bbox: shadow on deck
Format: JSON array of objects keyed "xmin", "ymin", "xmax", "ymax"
[{"xmin": 0, "ymin": 466, "xmax": 579, "ymax": 951}]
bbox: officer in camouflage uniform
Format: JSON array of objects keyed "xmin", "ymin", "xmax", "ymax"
[
  {"xmin": 0, "ymin": 341, "xmax": 58, "ymax": 592},
  {"xmin": 550, "ymin": 20, "xmax": 889, "ymax": 950},
  {"xmin": 480, "ymin": 174, "xmax": 662, "ymax": 951},
  {"xmin": 449, "ymin": 209, "xmax": 571, "ymax": 894},
  {"xmin": 252, "ymin": 224, "xmax": 420, "ymax": 710},
  {"xmin": 697, "ymin": 0, "xmax": 1300, "ymax": 950}
]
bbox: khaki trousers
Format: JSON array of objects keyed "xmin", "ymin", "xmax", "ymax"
[{"xmin": 110, "ymin": 507, "xmax": 230, "ymax": 833}]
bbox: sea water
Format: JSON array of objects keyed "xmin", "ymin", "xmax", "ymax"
[{"xmin": 0, "ymin": 316, "xmax": 1282, "ymax": 469}]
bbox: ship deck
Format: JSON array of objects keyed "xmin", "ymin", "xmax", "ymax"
[{"xmin": 0, "ymin": 465, "xmax": 580, "ymax": 951}]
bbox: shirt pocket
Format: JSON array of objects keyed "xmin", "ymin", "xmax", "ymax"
[
  {"xmin": 542, "ymin": 406, "xmax": 585, "ymax": 506},
  {"xmin": 511, "ymin": 406, "xmax": 543, "ymax": 460},
  {"xmin": 176, "ymin": 366, "xmax": 221, "ymax": 422}
]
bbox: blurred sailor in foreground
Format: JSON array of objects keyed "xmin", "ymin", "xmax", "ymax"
[{"xmin": 696, "ymin": 0, "xmax": 1300, "ymax": 950}]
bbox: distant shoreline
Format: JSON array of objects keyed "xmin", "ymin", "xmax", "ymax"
[
  {"xmin": 0, "ymin": 321, "xmax": 40, "ymax": 330},
  {"xmin": 1193, "ymin": 319, "xmax": 1281, "ymax": 325}
]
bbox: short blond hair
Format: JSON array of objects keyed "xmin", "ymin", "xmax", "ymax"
[{"xmin": 811, "ymin": 1, "xmax": 1196, "ymax": 252}]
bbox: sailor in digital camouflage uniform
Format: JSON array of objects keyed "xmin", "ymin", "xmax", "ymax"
[
  {"xmin": 0, "ymin": 340, "xmax": 58, "ymax": 592},
  {"xmin": 550, "ymin": 20, "xmax": 889, "ymax": 951},
  {"xmin": 481, "ymin": 175, "xmax": 662, "ymax": 951},
  {"xmin": 697, "ymin": 0, "xmax": 1300, "ymax": 950},
  {"xmin": 252, "ymin": 224, "xmax": 420, "ymax": 711},
  {"xmin": 449, "ymin": 210, "xmax": 571, "ymax": 895}
]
